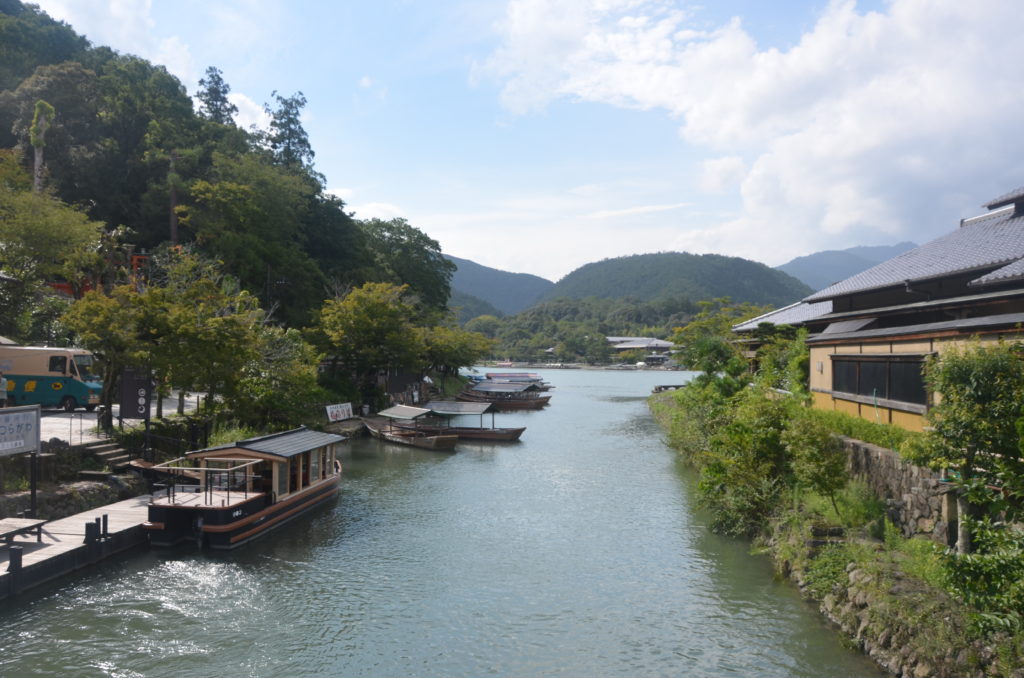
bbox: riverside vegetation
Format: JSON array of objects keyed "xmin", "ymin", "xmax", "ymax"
[{"xmin": 650, "ymin": 308, "xmax": 1024, "ymax": 676}]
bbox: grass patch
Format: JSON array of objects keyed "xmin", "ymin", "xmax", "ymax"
[
  {"xmin": 806, "ymin": 407, "xmax": 922, "ymax": 451},
  {"xmin": 883, "ymin": 521, "xmax": 946, "ymax": 589}
]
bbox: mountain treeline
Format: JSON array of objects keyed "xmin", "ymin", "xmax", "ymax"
[
  {"xmin": 539, "ymin": 252, "xmax": 811, "ymax": 307},
  {"xmin": 465, "ymin": 295, "xmax": 700, "ymax": 363},
  {"xmin": 0, "ymin": 1, "xmax": 456, "ymax": 334}
]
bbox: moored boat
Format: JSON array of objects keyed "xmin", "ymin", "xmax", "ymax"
[
  {"xmin": 363, "ymin": 405, "xmax": 459, "ymax": 450},
  {"xmin": 395, "ymin": 401, "xmax": 526, "ymax": 441},
  {"xmin": 456, "ymin": 381, "xmax": 551, "ymax": 410},
  {"xmin": 144, "ymin": 427, "xmax": 345, "ymax": 550}
]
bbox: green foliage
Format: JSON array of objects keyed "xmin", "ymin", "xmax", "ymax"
[
  {"xmin": 359, "ymin": 217, "xmax": 456, "ymax": 312},
  {"xmin": 697, "ymin": 386, "xmax": 798, "ymax": 536},
  {"xmin": 196, "ymin": 66, "xmax": 238, "ymax": 125},
  {"xmin": 883, "ymin": 521, "xmax": 946, "ymax": 590},
  {"xmin": 784, "ymin": 411, "xmax": 848, "ymax": 519},
  {"xmin": 942, "ymin": 516, "xmax": 1024, "ymax": 634},
  {"xmin": 209, "ymin": 422, "xmax": 263, "ymax": 447},
  {"xmin": 805, "ymin": 407, "xmax": 921, "ymax": 452},
  {"xmin": 804, "ymin": 543, "xmax": 858, "ymax": 599},
  {"xmin": 754, "ymin": 326, "xmax": 809, "ymax": 396},
  {"xmin": 802, "ymin": 480, "xmax": 885, "ymax": 534},
  {"xmin": 537, "ymin": 251, "xmax": 812, "ymax": 307}
]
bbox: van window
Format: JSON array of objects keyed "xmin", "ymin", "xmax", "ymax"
[{"xmin": 49, "ymin": 356, "xmax": 67, "ymax": 373}]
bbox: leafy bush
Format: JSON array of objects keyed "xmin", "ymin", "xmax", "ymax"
[
  {"xmin": 696, "ymin": 386, "xmax": 798, "ymax": 536},
  {"xmin": 804, "ymin": 543, "xmax": 857, "ymax": 599},
  {"xmin": 805, "ymin": 407, "xmax": 921, "ymax": 451}
]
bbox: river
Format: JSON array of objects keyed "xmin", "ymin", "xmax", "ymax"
[{"xmin": 0, "ymin": 368, "xmax": 883, "ymax": 677}]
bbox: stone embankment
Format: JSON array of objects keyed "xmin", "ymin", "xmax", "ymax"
[{"xmin": 0, "ymin": 475, "xmax": 147, "ymax": 521}]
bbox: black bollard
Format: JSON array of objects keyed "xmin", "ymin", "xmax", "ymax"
[
  {"xmin": 102, "ymin": 514, "xmax": 109, "ymax": 537},
  {"xmin": 84, "ymin": 520, "xmax": 99, "ymax": 544},
  {"xmin": 7, "ymin": 545, "xmax": 22, "ymax": 572}
]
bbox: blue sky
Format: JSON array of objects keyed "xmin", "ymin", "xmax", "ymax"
[{"xmin": 31, "ymin": 0, "xmax": 1024, "ymax": 282}]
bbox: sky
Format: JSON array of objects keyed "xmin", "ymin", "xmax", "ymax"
[{"xmin": 28, "ymin": 0, "xmax": 1024, "ymax": 283}]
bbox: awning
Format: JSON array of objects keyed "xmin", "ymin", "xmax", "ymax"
[
  {"xmin": 424, "ymin": 401, "xmax": 493, "ymax": 416},
  {"xmin": 377, "ymin": 405, "xmax": 432, "ymax": 420}
]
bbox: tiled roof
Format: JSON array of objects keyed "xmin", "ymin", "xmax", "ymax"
[
  {"xmin": 732, "ymin": 300, "xmax": 832, "ymax": 332},
  {"xmin": 189, "ymin": 427, "xmax": 346, "ymax": 460},
  {"xmin": 984, "ymin": 186, "xmax": 1024, "ymax": 210},
  {"xmin": 970, "ymin": 258, "xmax": 1024, "ymax": 286},
  {"xmin": 806, "ymin": 311, "xmax": 1024, "ymax": 344},
  {"xmin": 805, "ymin": 209, "xmax": 1024, "ymax": 302}
]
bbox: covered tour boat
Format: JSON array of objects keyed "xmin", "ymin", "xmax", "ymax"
[
  {"xmin": 363, "ymin": 405, "xmax": 459, "ymax": 450},
  {"xmin": 456, "ymin": 381, "xmax": 551, "ymax": 410},
  {"xmin": 144, "ymin": 427, "xmax": 345, "ymax": 550}
]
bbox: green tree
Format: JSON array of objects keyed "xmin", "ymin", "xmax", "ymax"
[
  {"xmin": 783, "ymin": 411, "xmax": 847, "ymax": 520},
  {"xmin": 358, "ymin": 217, "xmax": 456, "ymax": 311},
  {"xmin": 318, "ymin": 282, "xmax": 425, "ymax": 406},
  {"xmin": 421, "ymin": 325, "xmax": 493, "ymax": 390},
  {"xmin": 196, "ymin": 66, "xmax": 237, "ymax": 125},
  {"xmin": 671, "ymin": 298, "xmax": 768, "ymax": 396},
  {"xmin": 265, "ymin": 90, "xmax": 313, "ymax": 170},
  {"xmin": 906, "ymin": 341, "xmax": 1024, "ymax": 554}
]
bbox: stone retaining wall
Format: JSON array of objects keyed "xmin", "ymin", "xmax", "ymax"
[{"xmin": 841, "ymin": 436, "xmax": 953, "ymax": 546}]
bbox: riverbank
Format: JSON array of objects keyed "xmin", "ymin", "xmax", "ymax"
[{"xmin": 649, "ymin": 389, "xmax": 1024, "ymax": 678}]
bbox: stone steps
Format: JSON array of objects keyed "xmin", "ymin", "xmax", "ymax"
[{"xmin": 77, "ymin": 440, "xmax": 132, "ymax": 476}]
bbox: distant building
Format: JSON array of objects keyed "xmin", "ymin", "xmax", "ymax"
[{"xmin": 735, "ymin": 186, "xmax": 1024, "ymax": 432}]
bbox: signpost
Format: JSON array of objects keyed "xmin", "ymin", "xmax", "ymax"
[
  {"xmin": 0, "ymin": 405, "xmax": 41, "ymax": 515},
  {"xmin": 119, "ymin": 367, "xmax": 154, "ymax": 452},
  {"xmin": 325, "ymin": 403, "xmax": 354, "ymax": 422}
]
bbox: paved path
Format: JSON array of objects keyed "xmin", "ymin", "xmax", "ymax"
[{"xmin": 39, "ymin": 393, "xmax": 202, "ymax": 446}]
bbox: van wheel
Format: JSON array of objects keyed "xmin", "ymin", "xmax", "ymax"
[
  {"xmin": 85, "ymin": 405, "xmax": 97, "ymax": 412},
  {"xmin": 61, "ymin": 396, "xmax": 77, "ymax": 412}
]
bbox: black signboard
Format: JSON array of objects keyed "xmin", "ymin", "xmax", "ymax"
[{"xmin": 119, "ymin": 367, "xmax": 153, "ymax": 420}]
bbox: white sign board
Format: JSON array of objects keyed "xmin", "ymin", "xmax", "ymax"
[
  {"xmin": 325, "ymin": 402, "xmax": 354, "ymax": 422},
  {"xmin": 0, "ymin": 404, "xmax": 41, "ymax": 457}
]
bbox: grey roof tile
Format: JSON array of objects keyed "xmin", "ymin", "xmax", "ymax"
[
  {"xmin": 732, "ymin": 300, "xmax": 832, "ymax": 332},
  {"xmin": 237, "ymin": 427, "xmax": 345, "ymax": 459},
  {"xmin": 985, "ymin": 186, "xmax": 1024, "ymax": 209},
  {"xmin": 805, "ymin": 210, "xmax": 1024, "ymax": 302},
  {"xmin": 970, "ymin": 258, "xmax": 1024, "ymax": 286}
]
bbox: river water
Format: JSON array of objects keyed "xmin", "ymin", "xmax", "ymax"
[{"xmin": 0, "ymin": 369, "xmax": 883, "ymax": 677}]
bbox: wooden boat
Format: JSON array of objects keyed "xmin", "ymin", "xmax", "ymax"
[
  {"xmin": 363, "ymin": 405, "xmax": 459, "ymax": 450},
  {"xmin": 456, "ymin": 382, "xmax": 551, "ymax": 410},
  {"xmin": 395, "ymin": 401, "xmax": 526, "ymax": 441},
  {"xmin": 144, "ymin": 427, "xmax": 345, "ymax": 550}
]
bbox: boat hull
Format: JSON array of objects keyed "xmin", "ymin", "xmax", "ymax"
[
  {"xmin": 398, "ymin": 424, "xmax": 526, "ymax": 441},
  {"xmin": 145, "ymin": 476, "xmax": 341, "ymax": 550},
  {"xmin": 454, "ymin": 393, "xmax": 549, "ymax": 410},
  {"xmin": 363, "ymin": 417, "xmax": 459, "ymax": 450}
]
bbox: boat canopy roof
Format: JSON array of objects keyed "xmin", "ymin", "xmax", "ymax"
[
  {"xmin": 485, "ymin": 372, "xmax": 539, "ymax": 379},
  {"xmin": 470, "ymin": 382, "xmax": 538, "ymax": 393},
  {"xmin": 424, "ymin": 400, "xmax": 493, "ymax": 416},
  {"xmin": 377, "ymin": 404, "xmax": 432, "ymax": 420},
  {"xmin": 187, "ymin": 426, "xmax": 345, "ymax": 461}
]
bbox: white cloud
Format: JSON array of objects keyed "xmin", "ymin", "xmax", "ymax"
[
  {"xmin": 700, "ymin": 156, "xmax": 745, "ymax": 194},
  {"xmin": 327, "ymin": 187, "xmax": 355, "ymax": 201},
  {"xmin": 350, "ymin": 202, "xmax": 407, "ymax": 220},
  {"xmin": 585, "ymin": 202, "xmax": 690, "ymax": 219},
  {"xmin": 482, "ymin": 0, "xmax": 1024, "ymax": 264},
  {"xmin": 359, "ymin": 76, "xmax": 373, "ymax": 88},
  {"xmin": 229, "ymin": 92, "xmax": 271, "ymax": 131}
]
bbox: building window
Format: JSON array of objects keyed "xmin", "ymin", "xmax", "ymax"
[{"xmin": 830, "ymin": 355, "xmax": 927, "ymax": 406}]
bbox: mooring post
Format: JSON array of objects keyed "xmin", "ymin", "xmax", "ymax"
[
  {"xmin": 7, "ymin": 545, "xmax": 22, "ymax": 572},
  {"xmin": 84, "ymin": 520, "xmax": 98, "ymax": 544},
  {"xmin": 102, "ymin": 514, "xmax": 109, "ymax": 537}
]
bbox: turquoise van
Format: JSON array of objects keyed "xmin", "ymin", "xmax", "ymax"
[{"xmin": 0, "ymin": 346, "xmax": 103, "ymax": 411}]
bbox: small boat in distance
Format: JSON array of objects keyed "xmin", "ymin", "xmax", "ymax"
[
  {"xmin": 397, "ymin": 401, "xmax": 526, "ymax": 441},
  {"xmin": 456, "ymin": 381, "xmax": 551, "ymax": 410},
  {"xmin": 144, "ymin": 427, "xmax": 345, "ymax": 550},
  {"xmin": 363, "ymin": 405, "xmax": 459, "ymax": 450}
]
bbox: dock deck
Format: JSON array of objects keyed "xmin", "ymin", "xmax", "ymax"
[{"xmin": 0, "ymin": 495, "xmax": 151, "ymax": 601}]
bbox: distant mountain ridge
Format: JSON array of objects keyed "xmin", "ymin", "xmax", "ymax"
[
  {"xmin": 776, "ymin": 242, "xmax": 917, "ymax": 292},
  {"xmin": 445, "ymin": 255, "xmax": 554, "ymax": 315},
  {"xmin": 537, "ymin": 252, "xmax": 812, "ymax": 307}
]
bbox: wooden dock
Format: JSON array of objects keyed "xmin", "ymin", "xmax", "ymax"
[{"xmin": 0, "ymin": 495, "xmax": 151, "ymax": 602}]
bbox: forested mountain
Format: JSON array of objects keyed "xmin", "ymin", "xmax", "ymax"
[
  {"xmin": 0, "ymin": 1, "xmax": 453, "ymax": 334},
  {"xmin": 449, "ymin": 288, "xmax": 502, "ymax": 324},
  {"xmin": 776, "ymin": 242, "xmax": 917, "ymax": 292},
  {"xmin": 445, "ymin": 255, "xmax": 553, "ymax": 315},
  {"xmin": 538, "ymin": 252, "xmax": 811, "ymax": 308}
]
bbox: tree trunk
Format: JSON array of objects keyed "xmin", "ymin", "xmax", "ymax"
[
  {"xmin": 956, "ymin": 494, "xmax": 973, "ymax": 554},
  {"xmin": 33, "ymin": 144, "xmax": 44, "ymax": 193},
  {"xmin": 177, "ymin": 391, "xmax": 185, "ymax": 415}
]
